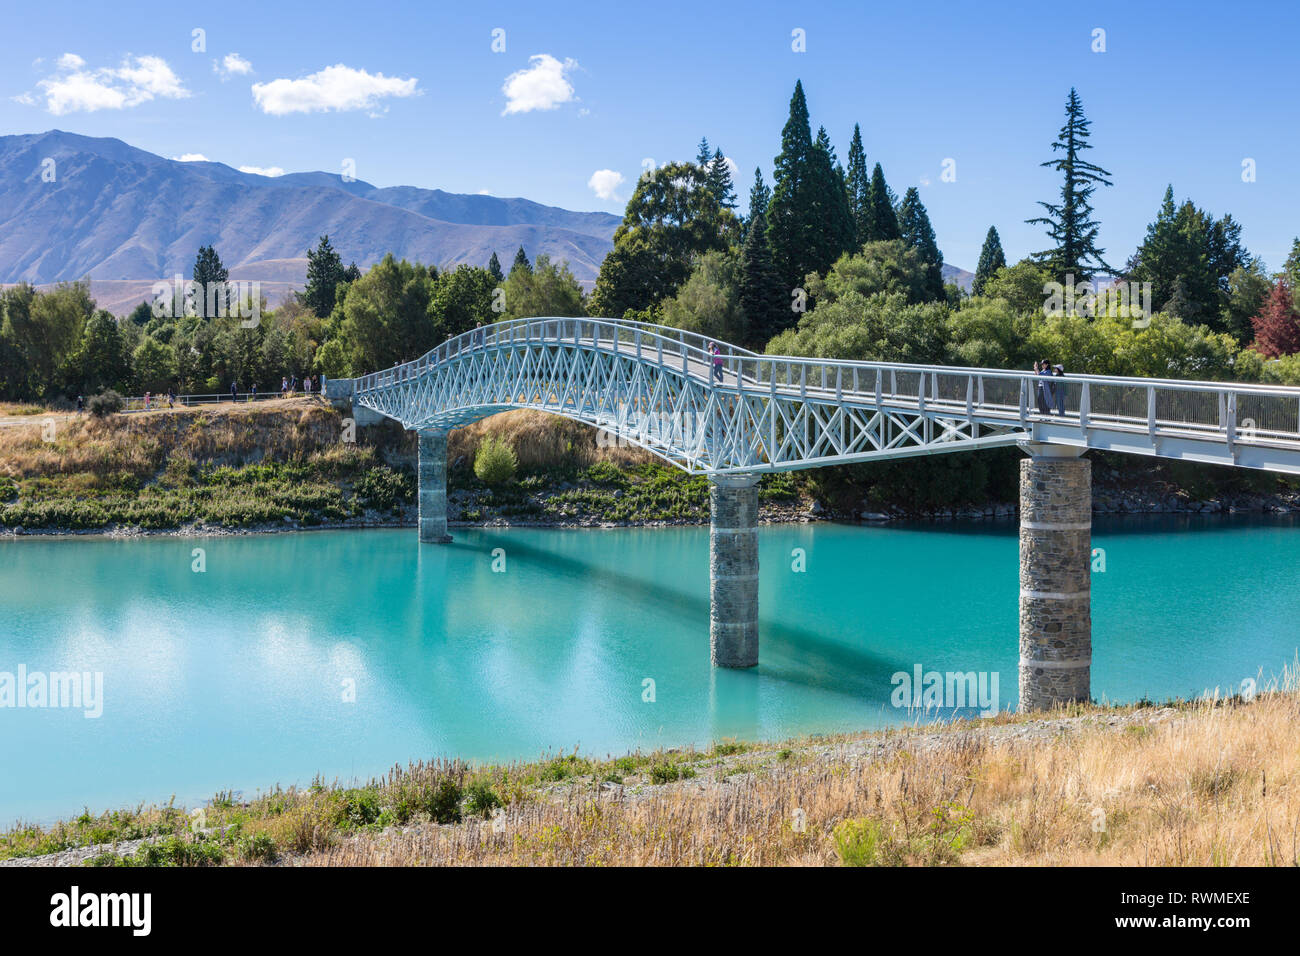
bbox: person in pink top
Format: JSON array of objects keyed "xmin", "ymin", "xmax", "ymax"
[{"xmin": 710, "ymin": 342, "xmax": 724, "ymax": 384}]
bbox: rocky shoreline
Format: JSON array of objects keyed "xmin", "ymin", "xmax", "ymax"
[{"xmin": 4, "ymin": 483, "xmax": 1300, "ymax": 541}]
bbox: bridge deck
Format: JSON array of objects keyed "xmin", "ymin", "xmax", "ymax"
[{"xmin": 347, "ymin": 317, "xmax": 1300, "ymax": 475}]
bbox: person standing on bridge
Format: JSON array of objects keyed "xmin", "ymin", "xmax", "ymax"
[
  {"xmin": 710, "ymin": 342, "xmax": 724, "ymax": 384},
  {"xmin": 1053, "ymin": 363, "xmax": 1066, "ymax": 415},
  {"xmin": 1033, "ymin": 361, "xmax": 1052, "ymax": 415},
  {"xmin": 230, "ymin": 381, "xmax": 238, "ymax": 403}
]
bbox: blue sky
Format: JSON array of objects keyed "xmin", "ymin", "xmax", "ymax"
[{"xmin": 3, "ymin": 0, "xmax": 1297, "ymax": 272}]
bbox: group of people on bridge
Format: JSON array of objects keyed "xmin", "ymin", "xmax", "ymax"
[{"xmin": 1034, "ymin": 360, "xmax": 1067, "ymax": 416}]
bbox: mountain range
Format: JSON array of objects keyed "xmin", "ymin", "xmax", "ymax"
[
  {"xmin": 0, "ymin": 130, "xmax": 972, "ymax": 315},
  {"xmin": 0, "ymin": 130, "xmax": 621, "ymax": 312}
]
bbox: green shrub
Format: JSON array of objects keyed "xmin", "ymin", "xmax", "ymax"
[
  {"xmin": 474, "ymin": 437, "xmax": 517, "ymax": 485},
  {"xmin": 584, "ymin": 461, "xmax": 628, "ymax": 488},
  {"xmin": 423, "ymin": 779, "xmax": 463, "ymax": 824},
  {"xmin": 335, "ymin": 789, "xmax": 382, "ymax": 828},
  {"xmin": 0, "ymin": 477, "xmax": 17, "ymax": 503},
  {"xmin": 464, "ymin": 780, "xmax": 503, "ymax": 818},
  {"xmin": 132, "ymin": 835, "xmax": 224, "ymax": 867},
  {"xmin": 648, "ymin": 762, "xmax": 696, "ymax": 785},
  {"xmin": 354, "ymin": 465, "xmax": 414, "ymax": 512},
  {"xmin": 237, "ymin": 832, "xmax": 278, "ymax": 863},
  {"xmin": 833, "ymin": 818, "xmax": 889, "ymax": 866},
  {"xmin": 87, "ymin": 390, "xmax": 125, "ymax": 418}
]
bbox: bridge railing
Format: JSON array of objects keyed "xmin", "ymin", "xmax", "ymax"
[{"xmin": 351, "ymin": 316, "xmax": 1300, "ymax": 448}]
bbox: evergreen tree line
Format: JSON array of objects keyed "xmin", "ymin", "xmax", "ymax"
[
  {"xmin": 6, "ymin": 82, "xmax": 1300, "ymax": 405},
  {"xmin": 589, "ymin": 80, "xmax": 948, "ymax": 351},
  {"xmin": 0, "ymin": 238, "xmax": 585, "ymax": 402}
]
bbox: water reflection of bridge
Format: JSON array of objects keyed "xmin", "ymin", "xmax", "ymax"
[{"xmin": 331, "ymin": 317, "xmax": 1300, "ymax": 709}]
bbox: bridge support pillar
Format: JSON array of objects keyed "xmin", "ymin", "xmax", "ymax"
[
  {"xmin": 709, "ymin": 475, "xmax": 760, "ymax": 668},
  {"xmin": 418, "ymin": 429, "xmax": 452, "ymax": 544},
  {"xmin": 1018, "ymin": 443, "xmax": 1091, "ymax": 710}
]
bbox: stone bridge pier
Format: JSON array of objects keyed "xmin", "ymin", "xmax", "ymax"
[
  {"xmin": 418, "ymin": 429, "xmax": 452, "ymax": 544},
  {"xmin": 1018, "ymin": 442, "xmax": 1091, "ymax": 709},
  {"xmin": 709, "ymin": 475, "xmax": 760, "ymax": 668}
]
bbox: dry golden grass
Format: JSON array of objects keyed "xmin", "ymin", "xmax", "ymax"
[
  {"xmin": 0, "ymin": 398, "xmax": 352, "ymax": 485},
  {"xmin": 448, "ymin": 409, "xmax": 654, "ymax": 471},
  {"xmin": 298, "ymin": 690, "xmax": 1300, "ymax": 867}
]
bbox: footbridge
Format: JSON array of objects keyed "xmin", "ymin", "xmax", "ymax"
[{"xmin": 330, "ymin": 316, "xmax": 1300, "ymax": 709}]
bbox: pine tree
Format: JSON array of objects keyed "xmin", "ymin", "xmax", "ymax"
[
  {"xmin": 302, "ymin": 234, "xmax": 347, "ymax": 317},
  {"xmin": 739, "ymin": 193, "xmax": 787, "ymax": 347},
  {"xmin": 973, "ymin": 226, "xmax": 1007, "ymax": 296},
  {"xmin": 767, "ymin": 80, "xmax": 816, "ymax": 292},
  {"xmin": 708, "ymin": 148, "xmax": 737, "ymax": 209},
  {"xmin": 863, "ymin": 163, "xmax": 900, "ymax": 241},
  {"xmin": 1252, "ymin": 278, "xmax": 1300, "ymax": 357},
  {"xmin": 810, "ymin": 127, "xmax": 856, "ymax": 266},
  {"xmin": 747, "ymin": 168, "xmax": 771, "ymax": 224},
  {"xmin": 1285, "ymin": 238, "xmax": 1300, "ymax": 311},
  {"xmin": 897, "ymin": 188, "xmax": 944, "ymax": 301},
  {"xmin": 1128, "ymin": 185, "xmax": 1248, "ymax": 328},
  {"xmin": 487, "ymin": 251, "xmax": 504, "ymax": 283},
  {"xmin": 696, "ymin": 137, "xmax": 712, "ymax": 168},
  {"xmin": 1026, "ymin": 87, "xmax": 1113, "ymax": 283},
  {"xmin": 512, "ymin": 246, "xmax": 532, "ymax": 275},
  {"xmin": 191, "ymin": 245, "xmax": 229, "ymax": 319},
  {"xmin": 845, "ymin": 124, "xmax": 870, "ymax": 246},
  {"xmin": 743, "ymin": 167, "xmax": 771, "ymax": 244}
]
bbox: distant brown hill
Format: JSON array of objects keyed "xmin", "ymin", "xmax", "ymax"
[{"xmin": 0, "ymin": 131, "xmax": 620, "ymax": 314}]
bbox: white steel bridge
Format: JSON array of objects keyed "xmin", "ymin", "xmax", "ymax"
[{"xmin": 345, "ymin": 316, "xmax": 1300, "ymax": 476}]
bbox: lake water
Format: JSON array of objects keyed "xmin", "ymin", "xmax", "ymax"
[{"xmin": 3, "ymin": 518, "xmax": 1299, "ymax": 826}]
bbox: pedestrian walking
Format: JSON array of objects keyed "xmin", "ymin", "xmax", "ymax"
[{"xmin": 710, "ymin": 342, "xmax": 724, "ymax": 384}]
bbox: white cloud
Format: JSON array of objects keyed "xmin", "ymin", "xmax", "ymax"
[
  {"xmin": 251, "ymin": 64, "xmax": 418, "ymax": 116},
  {"xmin": 173, "ymin": 153, "xmax": 210, "ymax": 162},
  {"xmin": 214, "ymin": 53, "xmax": 253, "ymax": 79},
  {"xmin": 501, "ymin": 54, "xmax": 577, "ymax": 115},
  {"xmin": 19, "ymin": 53, "xmax": 189, "ymax": 115},
  {"xmin": 239, "ymin": 164, "xmax": 285, "ymax": 177},
  {"xmin": 587, "ymin": 169, "xmax": 624, "ymax": 202}
]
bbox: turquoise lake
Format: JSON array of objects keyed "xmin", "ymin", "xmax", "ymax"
[{"xmin": 2, "ymin": 518, "xmax": 1299, "ymax": 826}]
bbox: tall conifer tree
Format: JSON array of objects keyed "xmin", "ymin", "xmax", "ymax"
[
  {"xmin": 897, "ymin": 188, "xmax": 944, "ymax": 301},
  {"xmin": 1027, "ymin": 87, "xmax": 1113, "ymax": 283},
  {"xmin": 767, "ymin": 81, "xmax": 816, "ymax": 292},
  {"xmin": 863, "ymin": 163, "xmax": 900, "ymax": 241},
  {"xmin": 973, "ymin": 227, "xmax": 1007, "ymax": 296},
  {"xmin": 845, "ymin": 124, "xmax": 870, "ymax": 246}
]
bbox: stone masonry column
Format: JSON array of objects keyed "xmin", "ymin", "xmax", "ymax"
[
  {"xmin": 418, "ymin": 429, "xmax": 452, "ymax": 544},
  {"xmin": 709, "ymin": 475, "xmax": 759, "ymax": 668},
  {"xmin": 1018, "ymin": 442, "xmax": 1091, "ymax": 709}
]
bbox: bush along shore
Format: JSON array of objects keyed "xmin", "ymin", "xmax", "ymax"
[
  {"xmin": 4, "ymin": 685, "xmax": 1299, "ymax": 867},
  {"xmin": 2, "ymin": 400, "xmax": 1300, "ymax": 537}
]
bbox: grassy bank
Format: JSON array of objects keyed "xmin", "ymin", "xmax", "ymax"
[
  {"xmin": 0, "ymin": 399, "xmax": 414, "ymax": 531},
  {"xmin": 4, "ymin": 686, "xmax": 1299, "ymax": 867},
  {"xmin": 3, "ymin": 400, "xmax": 1300, "ymax": 534},
  {"xmin": 0, "ymin": 401, "xmax": 809, "ymax": 533}
]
